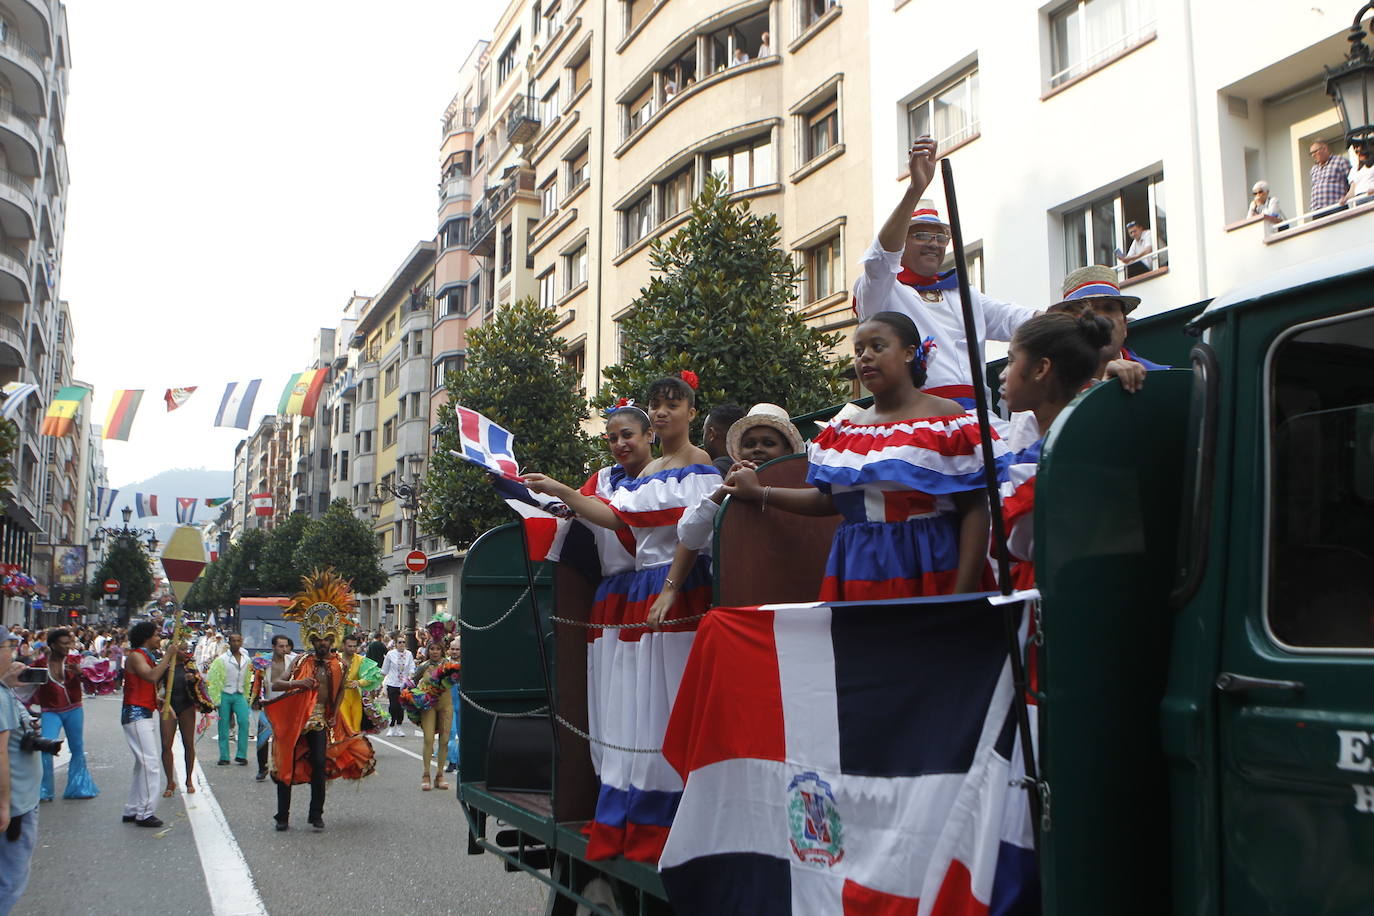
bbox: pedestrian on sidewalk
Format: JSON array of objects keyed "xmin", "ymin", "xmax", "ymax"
[
  {"xmin": 122, "ymin": 622, "xmax": 180, "ymax": 828},
  {"xmin": 208, "ymin": 632, "xmax": 252, "ymax": 766},
  {"xmin": 251, "ymin": 635, "xmax": 297, "ymax": 781},
  {"xmin": 33, "ymin": 628, "xmax": 97, "ymax": 801},
  {"xmin": 0, "ymin": 629, "xmax": 43, "ymax": 915},
  {"xmin": 381, "ymin": 636, "xmax": 413, "ymax": 738}
]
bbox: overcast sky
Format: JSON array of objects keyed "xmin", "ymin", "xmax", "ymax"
[{"xmin": 62, "ymin": 1, "xmax": 506, "ymax": 489}]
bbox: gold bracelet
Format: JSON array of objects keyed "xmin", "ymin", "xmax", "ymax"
[{"xmin": 762, "ymin": 486, "xmax": 771, "ymax": 511}]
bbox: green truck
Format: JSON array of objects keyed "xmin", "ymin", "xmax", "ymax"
[{"xmin": 454, "ymin": 246, "xmax": 1374, "ymax": 915}]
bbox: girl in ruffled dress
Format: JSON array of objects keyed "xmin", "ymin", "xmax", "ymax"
[
  {"xmin": 725, "ymin": 311, "xmax": 1007, "ymax": 600},
  {"xmin": 525, "ymin": 373, "xmax": 721, "ymax": 862}
]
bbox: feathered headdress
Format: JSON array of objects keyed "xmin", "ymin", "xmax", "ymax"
[{"xmin": 283, "ymin": 568, "xmax": 359, "ymax": 647}]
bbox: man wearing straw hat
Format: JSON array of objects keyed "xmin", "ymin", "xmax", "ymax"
[
  {"xmin": 854, "ymin": 135, "xmax": 1038, "ymax": 409},
  {"xmin": 1048, "ymin": 265, "xmax": 1167, "ymax": 388}
]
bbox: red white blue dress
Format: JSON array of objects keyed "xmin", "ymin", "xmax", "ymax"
[
  {"xmin": 807, "ymin": 414, "xmax": 1011, "ymax": 601},
  {"xmin": 999, "ymin": 412, "xmax": 1042, "ymax": 591},
  {"xmin": 585, "ymin": 463, "xmax": 721, "ymax": 862}
]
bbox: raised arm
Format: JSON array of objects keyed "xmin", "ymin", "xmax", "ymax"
[
  {"xmin": 522, "ymin": 474, "xmax": 625, "ymax": 530},
  {"xmin": 879, "ymin": 137, "xmax": 940, "ymax": 253}
]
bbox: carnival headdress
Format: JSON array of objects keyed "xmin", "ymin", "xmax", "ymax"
[{"xmin": 284, "ymin": 568, "xmax": 358, "ymax": 646}]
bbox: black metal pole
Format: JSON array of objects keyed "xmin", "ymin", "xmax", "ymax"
[{"xmin": 940, "ymin": 158, "xmax": 1043, "ymax": 838}]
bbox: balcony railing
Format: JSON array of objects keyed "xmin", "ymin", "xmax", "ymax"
[
  {"xmin": 0, "ymin": 169, "xmax": 34, "ymax": 203},
  {"xmin": 470, "ymin": 168, "xmax": 535, "ymax": 256},
  {"xmin": 503, "ymin": 93, "xmax": 542, "ymax": 147},
  {"xmin": 443, "ymin": 106, "xmax": 476, "ymax": 136},
  {"xmin": 0, "ymin": 244, "xmax": 28, "ymax": 274},
  {"xmin": 0, "ymin": 311, "xmax": 22, "ymax": 335},
  {"xmin": 0, "ymin": 30, "xmax": 44, "ymax": 67},
  {"xmin": 0, "ymin": 97, "xmax": 39, "ymax": 136}
]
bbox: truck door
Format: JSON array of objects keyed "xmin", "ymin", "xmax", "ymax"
[{"xmin": 1218, "ymin": 305, "xmax": 1374, "ymax": 915}]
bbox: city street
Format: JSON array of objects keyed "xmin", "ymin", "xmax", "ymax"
[{"xmin": 16, "ymin": 695, "xmax": 548, "ymax": 915}]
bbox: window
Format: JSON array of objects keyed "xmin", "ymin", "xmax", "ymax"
[
  {"xmin": 383, "ymin": 362, "xmax": 398, "ymax": 394},
  {"xmin": 500, "ymin": 225, "xmax": 513, "ymax": 277},
  {"xmin": 623, "ymin": 193, "xmax": 653, "ymax": 248},
  {"xmin": 804, "ymin": 235, "xmax": 842, "ymax": 303},
  {"xmin": 564, "ymin": 344, "xmax": 586, "ymax": 381},
  {"xmin": 544, "ymin": 2, "xmax": 565, "ymax": 37},
  {"xmin": 470, "ymin": 275, "xmax": 482, "ymax": 316},
  {"xmin": 542, "ymin": 81, "xmax": 562, "ymax": 124},
  {"xmin": 362, "ymin": 378, "xmax": 375, "ymax": 401},
  {"xmin": 804, "ymin": 98, "xmax": 839, "ymax": 162},
  {"xmin": 340, "ymin": 402, "xmax": 351, "ymax": 434},
  {"xmin": 660, "ymin": 51, "xmax": 696, "ymax": 103},
  {"xmin": 627, "ymin": 85, "xmax": 655, "ymax": 135},
  {"xmin": 401, "ymin": 335, "xmax": 410, "ymax": 361},
  {"xmin": 411, "ymin": 331, "xmax": 424, "ymax": 359},
  {"xmin": 565, "ymin": 243, "xmax": 588, "ymax": 291},
  {"xmin": 442, "ymin": 286, "xmax": 466, "ymax": 316},
  {"xmin": 1049, "ymin": 0, "xmax": 1156, "ymax": 88},
  {"xmin": 384, "ymin": 316, "xmax": 396, "ymax": 340},
  {"xmin": 497, "ymin": 31, "xmax": 522, "ymax": 84},
  {"xmin": 1267, "ymin": 312, "xmax": 1374, "ymax": 649},
  {"xmin": 434, "ymin": 355, "xmax": 465, "ymax": 389},
  {"xmin": 382, "ymin": 417, "xmax": 396, "ymax": 449},
  {"xmin": 940, "ymin": 244, "xmax": 986, "ymax": 292},
  {"xmin": 539, "ymin": 268, "xmax": 557, "ymax": 308},
  {"xmin": 907, "ymin": 68, "xmax": 979, "ymax": 151},
  {"xmin": 1063, "ymin": 172, "xmax": 1167, "ymax": 281},
  {"xmin": 540, "ymin": 175, "xmax": 558, "ymax": 217},
  {"xmin": 708, "ymin": 135, "xmax": 775, "ymax": 191},
  {"xmin": 339, "ymin": 450, "xmax": 349, "ymax": 480},
  {"xmin": 801, "ymin": 0, "xmax": 839, "ymax": 29},
  {"xmin": 527, "ymin": 218, "xmax": 538, "ymax": 268},
  {"xmin": 360, "ymin": 430, "xmax": 373, "ymax": 453},
  {"xmin": 660, "ymin": 168, "xmax": 692, "ymax": 221},
  {"xmin": 568, "ymin": 147, "xmax": 589, "ymax": 190},
  {"xmin": 474, "ymin": 138, "xmax": 485, "ymax": 168},
  {"xmin": 441, "ymin": 217, "xmax": 469, "ymax": 249},
  {"xmin": 571, "ymin": 52, "xmax": 591, "ymax": 95},
  {"xmin": 626, "ymin": 0, "xmax": 650, "ymax": 32}
]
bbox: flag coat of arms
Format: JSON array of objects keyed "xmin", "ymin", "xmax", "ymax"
[
  {"xmin": 659, "ymin": 596, "xmax": 1039, "ymax": 916},
  {"xmin": 134, "ymin": 493, "xmax": 158, "ymax": 518},
  {"xmin": 175, "ymin": 497, "xmax": 197, "ymax": 524},
  {"xmin": 95, "ymin": 486, "xmax": 119, "ymax": 518},
  {"xmin": 214, "ymin": 380, "xmax": 261, "ymax": 429},
  {"xmin": 41, "ymin": 386, "xmax": 90, "ymax": 436},
  {"xmin": 103, "ymin": 390, "xmax": 144, "ymax": 441},
  {"xmin": 451, "ymin": 406, "xmax": 519, "ymax": 478},
  {"xmin": 278, "ymin": 369, "xmax": 328, "ymax": 418},
  {"xmin": 164, "ymin": 387, "xmax": 196, "ymax": 411},
  {"xmin": 251, "ymin": 493, "xmax": 273, "ymax": 516}
]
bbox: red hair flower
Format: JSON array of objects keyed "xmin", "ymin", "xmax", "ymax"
[{"xmin": 679, "ymin": 369, "xmax": 699, "ymax": 390}]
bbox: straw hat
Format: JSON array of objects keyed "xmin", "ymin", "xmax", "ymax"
[
  {"xmin": 1049, "ymin": 265, "xmax": 1141, "ymax": 315},
  {"xmin": 725, "ymin": 403, "xmax": 804, "ymax": 460},
  {"xmin": 908, "ymin": 198, "xmax": 949, "ymax": 229}
]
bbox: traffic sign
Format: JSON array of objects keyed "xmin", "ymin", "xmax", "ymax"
[
  {"xmin": 103, "ymin": 579, "xmax": 120, "ymax": 594},
  {"xmin": 404, "ymin": 550, "xmax": 428, "ymax": 573}
]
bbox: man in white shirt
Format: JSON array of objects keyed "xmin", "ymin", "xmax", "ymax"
[
  {"xmin": 252, "ymin": 635, "xmax": 297, "ymax": 781},
  {"xmin": 195, "ymin": 628, "xmax": 225, "ymax": 672},
  {"xmin": 1117, "ymin": 220, "xmax": 1155, "ymax": 275},
  {"xmin": 1342, "ymin": 142, "xmax": 1374, "ymax": 207},
  {"xmin": 854, "ymin": 134, "xmax": 1036, "ymax": 408},
  {"xmin": 381, "ymin": 641, "xmax": 415, "ymax": 738},
  {"xmin": 209, "ymin": 633, "xmax": 253, "ymax": 765}
]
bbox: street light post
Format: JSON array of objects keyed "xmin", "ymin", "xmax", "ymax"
[
  {"xmin": 375, "ymin": 455, "xmax": 425, "ymax": 646},
  {"xmin": 1325, "ymin": 3, "xmax": 1374, "ymax": 145},
  {"xmin": 89, "ymin": 506, "xmax": 159, "ymax": 624}
]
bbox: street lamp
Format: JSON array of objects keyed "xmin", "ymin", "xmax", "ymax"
[
  {"xmin": 1326, "ymin": 2, "xmax": 1374, "ymax": 145},
  {"xmin": 90, "ymin": 506, "xmax": 160, "ymax": 623},
  {"xmin": 375, "ymin": 456, "xmax": 426, "ymax": 641}
]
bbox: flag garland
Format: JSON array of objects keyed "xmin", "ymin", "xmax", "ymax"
[
  {"xmin": 133, "ymin": 493, "xmax": 158, "ymax": 518},
  {"xmin": 0, "ymin": 381, "xmax": 38, "ymax": 422},
  {"xmin": 204, "ymin": 497, "xmax": 230, "ymax": 508},
  {"xmin": 164, "ymin": 387, "xmax": 196, "ymax": 411},
  {"xmin": 215, "ymin": 379, "xmax": 262, "ymax": 430},
  {"xmin": 278, "ymin": 369, "xmax": 328, "ymax": 418},
  {"xmin": 102, "ymin": 390, "xmax": 144, "ymax": 441},
  {"xmin": 41, "ymin": 386, "xmax": 91, "ymax": 436},
  {"xmin": 251, "ymin": 493, "xmax": 273, "ymax": 516},
  {"xmin": 175, "ymin": 497, "xmax": 198, "ymax": 524},
  {"xmin": 94, "ymin": 486, "xmax": 118, "ymax": 518}
]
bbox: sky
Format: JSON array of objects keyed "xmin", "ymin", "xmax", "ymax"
[{"xmin": 61, "ymin": 1, "xmax": 508, "ymax": 488}]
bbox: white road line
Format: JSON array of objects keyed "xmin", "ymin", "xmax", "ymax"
[
  {"xmin": 173, "ymin": 741, "xmax": 269, "ymax": 916},
  {"xmin": 370, "ymin": 735, "xmax": 423, "ymax": 761}
]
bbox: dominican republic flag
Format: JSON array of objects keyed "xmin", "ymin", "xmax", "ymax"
[
  {"xmin": 450, "ymin": 406, "xmax": 519, "ymax": 479},
  {"xmin": 134, "ymin": 493, "xmax": 158, "ymax": 518},
  {"xmin": 175, "ymin": 497, "xmax": 197, "ymax": 524},
  {"xmin": 659, "ymin": 592, "xmax": 1040, "ymax": 915},
  {"xmin": 489, "ymin": 472, "xmax": 572, "ymax": 562},
  {"xmin": 251, "ymin": 493, "xmax": 273, "ymax": 516},
  {"xmin": 95, "ymin": 486, "xmax": 119, "ymax": 518},
  {"xmin": 214, "ymin": 380, "xmax": 261, "ymax": 430}
]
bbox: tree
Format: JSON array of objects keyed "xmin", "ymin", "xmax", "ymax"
[
  {"xmin": 293, "ymin": 499, "xmax": 387, "ymax": 596},
  {"xmin": 421, "ymin": 297, "xmax": 601, "ymax": 549},
  {"xmin": 90, "ymin": 535, "xmax": 155, "ymax": 619},
  {"xmin": 0, "ymin": 418, "xmax": 17, "ymax": 496},
  {"xmin": 599, "ymin": 174, "xmax": 849, "ymax": 434},
  {"xmin": 258, "ymin": 512, "xmax": 311, "ymax": 594}
]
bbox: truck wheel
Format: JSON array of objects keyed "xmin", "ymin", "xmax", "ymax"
[{"xmin": 574, "ymin": 877, "xmax": 622, "ymax": 916}]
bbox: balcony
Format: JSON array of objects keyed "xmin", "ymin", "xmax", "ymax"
[
  {"xmin": 438, "ymin": 173, "xmax": 471, "ymax": 203},
  {"xmin": 470, "ymin": 167, "xmax": 536, "ymax": 256},
  {"xmin": 0, "ymin": 169, "xmax": 36, "ymax": 240},
  {"xmin": 503, "ymin": 93, "xmax": 542, "ymax": 147},
  {"xmin": 443, "ymin": 105, "xmax": 476, "ymax": 137},
  {"xmin": 0, "ymin": 98, "xmax": 40, "ymax": 174},
  {"xmin": 0, "ymin": 311, "xmax": 23, "ymax": 367},
  {"xmin": 0, "ymin": 29, "xmax": 45, "ymax": 104},
  {"xmin": 0, "ymin": 243, "xmax": 29, "ymax": 302}
]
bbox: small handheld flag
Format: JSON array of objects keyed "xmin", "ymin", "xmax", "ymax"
[
  {"xmin": 103, "ymin": 390, "xmax": 144, "ymax": 441},
  {"xmin": 164, "ymin": 387, "xmax": 197, "ymax": 411},
  {"xmin": 134, "ymin": 493, "xmax": 158, "ymax": 518},
  {"xmin": 451, "ymin": 406, "xmax": 519, "ymax": 478},
  {"xmin": 175, "ymin": 497, "xmax": 197, "ymax": 524},
  {"xmin": 215, "ymin": 380, "xmax": 261, "ymax": 430}
]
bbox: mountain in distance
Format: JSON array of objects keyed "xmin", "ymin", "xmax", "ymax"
[{"xmin": 106, "ymin": 467, "xmax": 234, "ymax": 546}]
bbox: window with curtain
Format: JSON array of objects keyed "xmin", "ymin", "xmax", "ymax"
[
  {"xmin": 1050, "ymin": 0, "xmax": 1155, "ymax": 87},
  {"xmin": 907, "ymin": 68, "xmax": 979, "ymax": 150}
]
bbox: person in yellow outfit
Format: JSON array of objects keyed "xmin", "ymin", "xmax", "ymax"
[
  {"xmin": 413, "ymin": 641, "xmax": 454, "ymax": 792},
  {"xmin": 336, "ymin": 632, "xmax": 382, "ymax": 735}
]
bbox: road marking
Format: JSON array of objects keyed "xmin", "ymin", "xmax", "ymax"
[
  {"xmin": 370, "ymin": 735, "xmax": 423, "ymax": 761},
  {"xmin": 173, "ymin": 741, "xmax": 269, "ymax": 916}
]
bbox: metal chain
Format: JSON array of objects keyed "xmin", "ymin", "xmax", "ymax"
[
  {"xmin": 548, "ymin": 612, "xmax": 710, "ymax": 630},
  {"xmin": 457, "ymin": 689, "xmax": 549, "ymax": 719},
  {"xmin": 553, "ymin": 712, "xmax": 662, "ymax": 754},
  {"xmin": 457, "ymin": 584, "xmax": 532, "ymax": 632}
]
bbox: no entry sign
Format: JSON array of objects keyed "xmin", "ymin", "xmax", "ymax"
[
  {"xmin": 404, "ymin": 550, "xmax": 428, "ymax": 573},
  {"xmin": 103, "ymin": 578, "xmax": 120, "ymax": 594}
]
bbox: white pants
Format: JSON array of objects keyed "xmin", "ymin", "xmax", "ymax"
[{"xmin": 122, "ymin": 716, "xmax": 161, "ymax": 820}]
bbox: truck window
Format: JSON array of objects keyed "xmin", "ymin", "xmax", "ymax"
[{"xmin": 1268, "ymin": 312, "xmax": 1374, "ymax": 650}]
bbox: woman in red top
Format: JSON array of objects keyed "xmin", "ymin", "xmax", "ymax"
[{"xmin": 35, "ymin": 628, "xmax": 97, "ymax": 801}]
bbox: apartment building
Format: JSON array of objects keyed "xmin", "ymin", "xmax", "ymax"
[
  {"xmin": 867, "ymin": 0, "xmax": 1373, "ymax": 326},
  {"xmin": 240, "ymin": 416, "xmax": 290, "ymax": 533},
  {"xmin": 345, "ymin": 243, "xmax": 434, "ymax": 631},
  {"xmin": 0, "ymin": 1, "xmax": 71, "ymax": 626},
  {"xmin": 287, "ymin": 327, "xmax": 335, "ymax": 519}
]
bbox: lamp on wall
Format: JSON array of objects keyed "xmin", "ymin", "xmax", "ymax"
[{"xmin": 1326, "ymin": 3, "xmax": 1374, "ymax": 145}]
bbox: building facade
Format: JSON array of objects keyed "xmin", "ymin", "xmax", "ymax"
[{"xmin": 866, "ymin": 0, "xmax": 1374, "ymax": 329}]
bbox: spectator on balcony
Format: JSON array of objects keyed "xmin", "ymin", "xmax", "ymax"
[
  {"xmin": 1247, "ymin": 181, "xmax": 1285, "ymax": 227},
  {"xmin": 732, "ymin": 47, "xmax": 750, "ymax": 66},
  {"xmin": 1342, "ymin": 142, "xmax": 1374, "ymax": 208},
  {"xmin": 1115, "ymin": 221, "xmax": 1155, "ymax": 277},
  {"xmin": 1309, "ymin": 140, "xmax": 1351, "ymax": 216},
  {"xmin": 758, "ymin": 32, "xmax": 772, "ymax": 57},
  {"xmin": 663, "ymin": 78, "xmax": 677, "ymax": 100}
]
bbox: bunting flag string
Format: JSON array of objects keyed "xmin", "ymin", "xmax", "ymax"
[
  {"xmin": 214, "ymin": 379, "xmax": 261, "ymax": 429},
  {"xmin": 164, "ymin": 387, "xmax": 197, "ymax": 411},
  {"xmin": 278, "ymin": 369, "xmax": 327, "ymax": 418},
  {"xmin": 175, "ymin": 497, "xmax": 198, "ymax": 525},
  {"xmin": 94, "ymin": 486, "xmax": 118, "ymax": 518},
  {"xmin": 90, "ymin": 488, "xmax": 235, "ymax": 521},
  {"xmin": 0, "ymin": 381, "xmax": 38, "ymax": 422},
  {"xmin": 134, "ymin": 493, "xmax": 158, "ymax": 518},
  {"xmin": 41, "ymin": 386, "xmax": 91, "ymax": 437},
  {"xmin": 103, "ymin": 390, "xmax": 144, "ymax": 441}
]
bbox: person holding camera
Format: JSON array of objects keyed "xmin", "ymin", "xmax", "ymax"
[
  {"xmin": 121, "ymin": 621, "xmax": 179, "ymax": 829},
  {"xmin": 34, "ymin": 628, "xmax": 97, "ymax": 801},
  {"xmin": 0, "ymin": 628, "xmax": 46, "ymax": 914}
]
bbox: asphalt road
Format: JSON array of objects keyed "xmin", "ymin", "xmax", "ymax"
[{"xmin": 16, "ymin": 694, "xmax": 549, "ymax": 916}]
